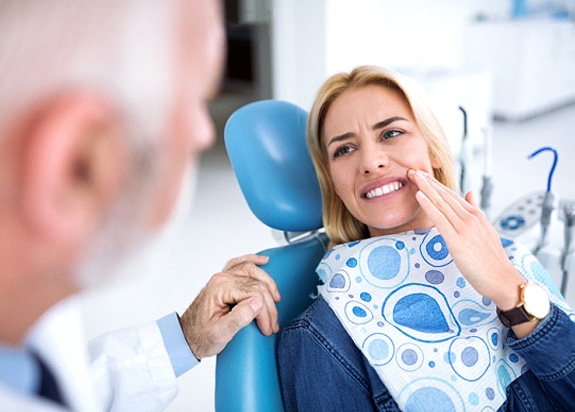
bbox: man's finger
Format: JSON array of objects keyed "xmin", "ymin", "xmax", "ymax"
[
  {"xmin": 224, "ymin": 297, "xmax": 272, "ymax": 338},
  {"xmin": 214, "ymin": 276, "xmax": 279, "ymax": 334},
  {"xmin": 223, "ymin": 255, "xmax": 281, "ymax": 302},
  {"xmin": 223, "ymin": 254, "xmax": 269, "ymax": 271},
  {"xmin": 241, "ymin": 268, "xmax": 281, "ymax": 303}
]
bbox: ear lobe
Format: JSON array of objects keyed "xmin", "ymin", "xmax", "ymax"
[
  {"xmin": 20, "ymin": 93, "xmax": 127, "ymax": 244},
  {"xmin": 430, "ymin": 151, "xmax": 442, "ymax": 170}
]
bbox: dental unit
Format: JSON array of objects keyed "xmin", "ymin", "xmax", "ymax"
[{"xmin": 493, "ymin": 146, "xmax": 574, "ymax": 297}]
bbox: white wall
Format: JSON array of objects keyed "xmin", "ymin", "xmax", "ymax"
[
  {"xmin": 271, "ymin": 0, "xmax": 510, "ymax": 110},
  {"xmin": 270, "ymin": 0, "xmax": 328, "ymax": 110}
]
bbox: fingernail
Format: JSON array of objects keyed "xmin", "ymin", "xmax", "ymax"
[
  {"xmin": 274, "ymin": 290, "xmax": 281, "ymax": 301},
  {"xmin": 416, "ymin": 170, "xmax": 427, "ymax": 179},
  {"xmin": 249, "ymin": 297, "xmax": 263, "ymax": 312}
]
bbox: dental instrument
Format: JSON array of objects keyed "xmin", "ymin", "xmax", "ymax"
[
  {"xmin": 480, "ymin": 127, "xmax": 494, "ymax": 217},
  {"xmin": 528, "ymin": 147, "xmax": 558, "ymax": 256},
  {"xmin": 458, "ymin": 106, "xmax": 472, "ymax": 196},
  {"xmin": 560, "ymin": 201, "xmax": 575, "ymax": 296}
]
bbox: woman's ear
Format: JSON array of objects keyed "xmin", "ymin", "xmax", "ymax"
[
  {"xmin": 19, "ymin": 92, "xmax": 128, "ymax": 244},
  {"xmin": 429, "ymin": 150, "xmax": 442, "ymax": 170}
]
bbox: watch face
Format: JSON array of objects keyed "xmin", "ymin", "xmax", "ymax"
[{"xmin": 523, "ymin": 283, "xmax": 551, "ymax": 319}]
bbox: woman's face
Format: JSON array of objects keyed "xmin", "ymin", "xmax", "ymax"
[{"xmin": 323, "ymin": 84, "xmax": 440, "ymax": 237}]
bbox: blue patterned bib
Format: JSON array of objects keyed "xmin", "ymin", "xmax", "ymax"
[{"xmin": 318, "ymin": 228, "xmax": 572, "ymax": 411}]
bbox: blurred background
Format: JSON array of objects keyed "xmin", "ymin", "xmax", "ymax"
[{"xmin": 78, "ymin": 0, "xmax": 575, "ymax": 410}]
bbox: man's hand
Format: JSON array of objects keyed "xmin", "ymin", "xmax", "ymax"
[{"xmin": 179, "ymin": 254, "xmax": 281, "ymax": 360}]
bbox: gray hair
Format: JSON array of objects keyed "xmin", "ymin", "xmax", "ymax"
[
  {"xmin": 0, "ymin": 0, "xmax": 188, "ymax": 288},
  {"xmin": 0, "ymin": 0, "xmax": 176, "ymax": 143}
]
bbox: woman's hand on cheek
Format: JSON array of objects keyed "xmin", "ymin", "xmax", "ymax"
[{"xmin": 407, "ymin": 169, "xmax": 524, "ymax": 305}]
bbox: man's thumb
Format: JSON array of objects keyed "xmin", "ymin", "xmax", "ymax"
[{"xmin": 223, "ymin": 297, "xmax": 262, "ymax": 337}]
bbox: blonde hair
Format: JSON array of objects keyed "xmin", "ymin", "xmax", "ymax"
[{"xmin": 307, "ymin": 66, "xmax": 455, "ymax": 247}]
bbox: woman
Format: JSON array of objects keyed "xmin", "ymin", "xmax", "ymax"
[{"xmin": 277, "ymin": 66, "xmax": 575, "ymax": 411}]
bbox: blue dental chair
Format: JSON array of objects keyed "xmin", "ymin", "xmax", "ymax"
[{"xmin": 215, "ymin": 100, "xmax": 327, "ymax": 411}]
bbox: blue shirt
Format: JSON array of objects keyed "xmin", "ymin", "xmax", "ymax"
[
  {"xmin": 0, "ymin": 346, "xmax": 41, "ymax": 397},
  {"xmin": 156, "ymin": 312, "xmax": 199, "ymax": 377}
]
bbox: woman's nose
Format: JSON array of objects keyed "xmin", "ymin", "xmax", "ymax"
[{"xmin": 360, "ymin": 149, "xmax": 388, "ymax": 174}]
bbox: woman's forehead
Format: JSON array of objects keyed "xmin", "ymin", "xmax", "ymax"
[{"xmin": 323, "ymin": 85, "xmax": 413, "ymax": 134}]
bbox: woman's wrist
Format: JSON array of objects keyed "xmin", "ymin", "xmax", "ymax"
[
  {"xmin": 485, "ymin": 267, "xmax": 526, "ymax": 310},
  {"xmin": 491, "ymin": 277, "xmax": 552, "ymax": 339}
]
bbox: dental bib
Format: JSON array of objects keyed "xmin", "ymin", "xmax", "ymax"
[{"xmin": 318, "ymin": 228, "xmax": 572, "ymax": 412}]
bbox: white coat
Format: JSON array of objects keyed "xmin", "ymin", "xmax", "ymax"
[{"xmin": 0, "ymin": 299, "xmax": 178, "ymax": 411}]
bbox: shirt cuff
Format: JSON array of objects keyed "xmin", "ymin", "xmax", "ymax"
[
  {"xmin": 507, "ymin": 304, "xmax": 575, "ymax": 379},
  {"xmin": 157, "ymin": 312, "xmax": 199, "ymax": 377}
]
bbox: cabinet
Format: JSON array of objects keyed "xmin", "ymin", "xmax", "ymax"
[{"xmin": 464, "ymin": 20, "xmax": 575, "ymax": 120}]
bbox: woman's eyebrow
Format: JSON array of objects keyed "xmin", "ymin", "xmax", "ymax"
[
  {"xmin": 326, "ymin": 116, "xmax": 408, "ymax": 148},
  {"xmin": 326, "ymin": 132, "xmax": 354, "ymax": 148},
  {"xmin": 372, "ymin": 116, "xmax": 408, "ymax": 130}
]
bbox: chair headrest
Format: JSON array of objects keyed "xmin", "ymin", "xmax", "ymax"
[{"xmin": 224, "ymin": 100, "xmax": 323, "ymax": 232}]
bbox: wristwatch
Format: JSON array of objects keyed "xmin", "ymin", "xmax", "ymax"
[{"xmin": 496, "ymin": 283, "xmax": 550, "ymax": 327}]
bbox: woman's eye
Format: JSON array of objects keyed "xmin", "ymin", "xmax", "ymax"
[
  {"xmin": 382, "ymin": 129, "xmax": 402, "ymax": 139},
  {"xmin": 333, "ymin": 145, "xmax": 353, "ymax": 159}
]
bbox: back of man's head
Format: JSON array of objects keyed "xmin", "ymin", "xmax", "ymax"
[
  {"xmin": 0, "ymin": 0, "xmax": 177, "ymax": 143},
  {"xmin": 0, "ymin": 0, "xmax": 224, "ymax": 344}
]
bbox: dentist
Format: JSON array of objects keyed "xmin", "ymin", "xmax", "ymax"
[{"xmin": 0, "ymin": 0, "xmax": 279, "ymax": 410}]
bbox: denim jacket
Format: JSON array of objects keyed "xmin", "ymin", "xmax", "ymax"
[{"xmin": 278, "ymin": 296, "xmax": 575, "ymax": 411}]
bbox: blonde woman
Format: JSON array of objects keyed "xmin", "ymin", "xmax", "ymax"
[{"xmin": 278, "ymin": 66, "xmax": 575, "ymax": 411}]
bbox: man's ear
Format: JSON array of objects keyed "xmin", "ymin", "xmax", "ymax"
[{"xmin": 20, "ymin": 92, "xmax": 128, "ymax": 243}]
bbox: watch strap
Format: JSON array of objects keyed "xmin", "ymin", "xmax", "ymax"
[{"xmin": 497, "ymin": 305, "xmax": 532, "ymax": 327}]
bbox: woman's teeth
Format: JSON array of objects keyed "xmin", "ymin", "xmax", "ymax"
[{"xmin": 365, "ymin": 181, "xmax": 404, "ymax": 199}]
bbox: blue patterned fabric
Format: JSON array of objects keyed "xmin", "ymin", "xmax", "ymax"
[{"xmin": 318, "ymin": 228, "xmax": 573, "ymax": 411}]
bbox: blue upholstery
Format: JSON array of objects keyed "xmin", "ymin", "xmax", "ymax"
[
  {"xmin": 222, "ymin": 100, "xmax": 322, "ymax": 232},
  {"xmin": 215, "ymin": 100, "xmax": 326, "ymax": 411}
]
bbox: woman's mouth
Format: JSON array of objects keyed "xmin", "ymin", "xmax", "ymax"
[{"xmin": 365, "ymin": 181, "xmax": 404, "ymax": 199}]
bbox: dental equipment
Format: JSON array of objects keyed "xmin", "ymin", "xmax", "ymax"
[
  {"xmin": 528, "ymin": 147, "xmax": 558, "ymax": 256},
  {"xmin": 493, "ymin": 146, "xmax": 567, "ymax": 297},
  {"xmin": 480, "ymin": 127, "xmax": 494, "ymax": 217},
  {"xmin": 560, "ymin": 201, "xmax": 575, "ymax": 296},
  {"xmin": 458, "ymin": 106, "xmax": 472, "ymax": 195}
]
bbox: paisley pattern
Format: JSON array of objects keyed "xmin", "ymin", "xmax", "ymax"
[{"xmin": 319, "ymin": 228, "xmax": 572, "ymax": 411}]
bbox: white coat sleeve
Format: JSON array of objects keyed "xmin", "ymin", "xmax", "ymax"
[{"xmin": 87, "ymin": 320, "xmax": 179, "ymax": 412}]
